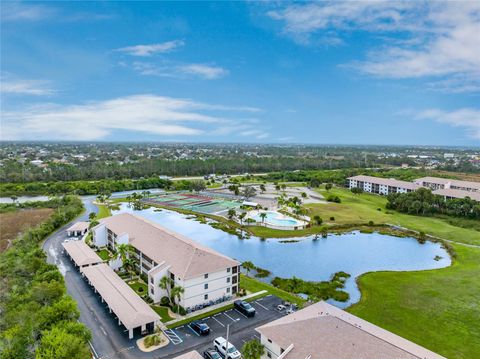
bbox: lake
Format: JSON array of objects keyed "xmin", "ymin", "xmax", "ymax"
[{"xmin": 112, "ymin": 203, "xmax": 451, "ymax": 308}]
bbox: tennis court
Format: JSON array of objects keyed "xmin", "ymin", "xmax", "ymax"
[{"xmin": 146, "ymin": 192, "xmax": 241, "ymax": 214}]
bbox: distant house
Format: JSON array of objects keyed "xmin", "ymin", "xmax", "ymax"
[
  {"xmin": 256, "ymin": 301, "xmax": 444, "ymax": 359},
  {"xmin": 92, "ymin": 213, "xmax": 240, "ymax": 310},
  {"xmin": 414, "ymin": 177, "xmax": 480, "ymax": 193}
]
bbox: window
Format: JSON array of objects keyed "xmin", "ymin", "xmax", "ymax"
[
  {"xmin": 232, "ymin": 276, "xmax": 238, "ymax": 284},
  {"xmin": 227, "ymin": 267, "xmax": 230, "ymax": 273},
  {"xmin": 204, "ymin": 294, "xmax": 208, "ymax": 300},
  {"xmin": 150, "ymin": 277, "xmax": 153, "ymax": 284},
  {"xmin": 226, "ymin": 277, "xmax": 230, "ymax": 283},
  {"xmin": 170, "ymin": 273, "xmax": 175, "ymax": 280},
  {"xmin": 232, "ymin": 266, "xmax": 238, "ymax": 274},
  {"xmin": 267, "ymin": 353, "xmax": 271, "ymax": 358},
  {"xmin": 150, "ymin": 288, "xmax": 154, "ymax": 295},
  {"xmin": 204, "ymin": 273, "xmax": 209, "ymax": 279},
  {"xmin": 226, "ymin": 287, "xmax": 230, "ymax": 293},
  {"xmin": 204, "ymin": 283, "xmax": 208, "ymax": 290},
  {"xmin": 268, "ymin": 339, "xmax": 272, "ymax": 343}
]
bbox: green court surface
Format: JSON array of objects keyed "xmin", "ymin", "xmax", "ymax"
[{"xmin": 148, "ymin": 193, "xmax": 241, "ymax": 214}]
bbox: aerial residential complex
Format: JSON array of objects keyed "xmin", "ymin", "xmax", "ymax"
[
  {"xmin": 255, "ymin": 301, "xmax": 444, "ymax": 359},
  {"xmin": 347, "ymin": 175, "xmax": 480, "ymax": 201},
  {"xmin": 92, "ymin": 213, "xmax": 240, "ymax": 310}
]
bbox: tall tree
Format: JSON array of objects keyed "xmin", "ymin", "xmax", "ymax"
[{"xmin": 241, "ymin": 339, "xmax": 265, "ymax": 359}]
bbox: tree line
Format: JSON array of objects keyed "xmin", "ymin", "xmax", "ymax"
[
  {"xmin": 386, "ymin": 188, "xmax": 480, "ymax": 219},
  {"xmin": 0, "ymin": 196, "xmax": 91, "ymax": 358}
]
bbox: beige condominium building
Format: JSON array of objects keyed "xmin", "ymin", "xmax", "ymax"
[
  {"xmin": 348, "ymin": 175, "xmax": 480, "ymax": 200},
  {"xmin": 347, "ymin": 175, "xmax": 420, "ymax": 195},
  {"xmin": 256, "ymin": 301, "xmax": 444, "ymax": 359},
  {"xmin": 92, "ymin": 213, "xmax": 240, "ymax": 311}
]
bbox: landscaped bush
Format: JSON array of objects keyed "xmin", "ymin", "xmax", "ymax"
[
  {"xmin": 160, "ymin": 296, "xmax": 170, "ymax": 306},
  {"xmin": 368, "ymin": 220, "xmax": 374, "ymax": 226},
  {"xmin": 172, "ymin": 305, "xmax": 187, "ymax": 316},
  {"xmin": 330, "ymin": 216, "xmax": 335, "ymax": 221},
  {"xmin": 327, "ymin": 195, "xmax": 341, "ymax": 203},
  {"xmin": 144, "ymin": 334, "xmax": 162, "ymax": 348},
  {"xmin": 351, "ymin": 187, "xmax": 364, "ymax": 194}
]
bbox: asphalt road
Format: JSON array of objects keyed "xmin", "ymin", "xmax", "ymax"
[{"xmin": 42, "ymin": 197, "xmax": 286, "ymax": 359}]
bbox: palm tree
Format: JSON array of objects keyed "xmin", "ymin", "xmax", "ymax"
[
  {"xmin": 171, "ymin": 285, "xmax": 185, "ymax": 315},
  {"xmin": 238, "ymin": 212, "xmax": 246, "ymax": 225},
  {"xmin": 227, "ymin": 209, "xmax": 236, "ymax": 220},
  {"xmin": 242, "ymin": 261, "xmax": 255, "ymax": 277},
  {"xmin": 259, "ymin": 212, "xmax": 267, "ymax": 225},
  {"xmin": 88, "ymin": 212, "xmax": 97, "ymax": 221},
  {"xmin": 10, "ymin": 195, "xmax": 18, "ymax": 205},
  {"xmin": 159, "ymin": 276, "xmax": 174, "ymax": 305},
  {"xmin": 241, "ymin": 339, "xmax": 265, "ymax": 359},
  {"xmin": 116, "ymin": 243, "xmax": 135, "ymax": 268}
]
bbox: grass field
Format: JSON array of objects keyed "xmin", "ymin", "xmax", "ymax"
[
  {"xmin": 0, "ymin": 208, "xmax": 53, "ymax": 252},
  {"xmin": 127, "ymin": 279, "xmax": 148, "ymax": 296},
  {"xmin": 348, "ymin": 243, "xmax": 480, "ymax": 358},
  {"xmin": 305, "ymin": 187, "xmax": 480, "ymax": 246},
  {"xmin": 96, "ymin": 204, "xmax": 111, "ymax": 219}
]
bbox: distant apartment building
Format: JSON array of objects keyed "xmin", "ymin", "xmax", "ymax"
[
  {"xmin": 256, "ymin": 301, "xmax": 444, "ymax": 359},
  {"xmin": 347, "ymin": 175, "xmax": 480, "ymax": 201},
  {"xmin": 92, "ymin": 213, "xmax": 240, "ymax": 311},
  {"xmin": 347, "ymin": 175, "xmax": 419, "ymax": 195},
  {"xmin": 414, "ymin": 177, "xmax": 480, "ymax": 193}
]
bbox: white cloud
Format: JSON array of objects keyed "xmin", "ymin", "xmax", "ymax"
[
  {"xmin": 1, "ymin": 94, "xmax": 265, "ymax": 140},
  {"xmin": 414, "ymin": 108, "xmax": 480, "ymax": 139},
  {"xmin": 177, "ymin": 64, "xmax": 228, "ymax": 80},
  {"xmin": 116, "ymin": 41, "xmax": 184, "ymax": 56},
  {"xmin": 267, "ymin": 1, "xmax": 480, "ymax": 92},
  {"xmin": 1, "ymin": 2, "xmax": 55, "ymax": 21},
  {"xmin": 1, "ymin": 78, "xmax": 55, "ymax": 96},
  {"xmin": 132, "ymin": 61, "xmax": 228, "ymax": 80}
]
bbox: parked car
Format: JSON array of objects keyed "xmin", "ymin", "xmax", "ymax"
[
  {"xmin": 214, "ymin": 337, "xmax": 242, "ymax": 359},
  {"xmin": 190, "ymin": 320, "xmax": 210, "ymax": 335},
  {"xmin": 204, "ymin": 348, "xmax": 222, "ymax": 359},
  {"xmin": 234, "ymin": 300, "xmax": 255, "ymax": 317}
]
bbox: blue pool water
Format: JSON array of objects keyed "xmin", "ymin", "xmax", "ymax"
[
  {"xmin": 250, "ymin": 211, "xmax": 300, "ymax": 226},
  {"xmin": 113, "ymin": 204, "xmax": 451, "ymax": 308}
]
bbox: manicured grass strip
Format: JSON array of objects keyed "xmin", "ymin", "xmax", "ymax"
[
  {"xmin": 167, "ymin": 291, "xmax": 268, "ymax": 329},
  {"xmin": 348, "ymin": 243, "xmax": 480, "ymax": 358},
  {"xmin": 96, "ymin": 204, "xmax": 111, "ymax": 219},
  {"xmin": 151, "ymin": 305, "xmax": 175, "ymax": 323},
  {"xmin": 96, "ymin": 248, "xmax": 111, "ymax": 261},
  {"xmin": 240, "ymin": 275, "xmax": 306, "ymax": 307},
  {"xmin": 127, "ymin": 280, "xmax": 148, "ymax": 296},
  {"xmin": 167, "ymin": 303, "xmax": 235, "ymax": 329}
]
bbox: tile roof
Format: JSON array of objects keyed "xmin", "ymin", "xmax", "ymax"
[
  {"xmin": 98, "ymin": 213, "xmax": 239, "ymax": 280},
  {"xmin": 348, "ymin": 175, "xmax": 420, "ymax": 190},
  {"xmin": 62, "ymin": 240, "xmax": 103, "ymax": 267},
  {"xmin": 256, "ymin": 301, "xmax": 444, "ymax": 359},
  {"xmin": 173, "ymin": 350, "xmax": 204, "ymax": 359},
  {"xmin": 432, "ymin": 188, "xmax": 480, "ymax": 201},
  {"xmin": 415, "ymin": 177, "xmax": 480, "ymax": 191},
  {"xmin": 81, "ymin": 263, "xmax": 160, "ymax": 330},
  {"xmin": 66, "ymin": 221, "xmax": 89, "ymax": 232}
]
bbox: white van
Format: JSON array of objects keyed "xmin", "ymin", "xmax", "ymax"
[{"xmin": 213, "ymin": 337, "xmax": 242, "ymax": 359}]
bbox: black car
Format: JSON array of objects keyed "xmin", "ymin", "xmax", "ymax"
[
  {"xmin": 204, "ymin": 348, "xmax": 222, "ymax": 359},
  {"xmin": 190, "ymin": 320, "xmax": 210, "ymax": 335},
  {"xmin": 234, "ymin": 300, "xmax": 255, "ymax": 317}
]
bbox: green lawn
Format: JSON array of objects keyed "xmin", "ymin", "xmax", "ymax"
[
  {"xmin": 151, "ymin": 305, "xmax": 175, "ymax": 323},
  {"xmin": 305, "ymin": 187, "xmax": 480, "ymax": 245},
  {"xmin": 96, "ymin": 204, "xmax": 111, "ymax": 219},
  {"xmin": 348, "ymin": 243, "xmax": 480, "ymax": 358},
  {"xmin": 127, "ymin": 279, "xmax": 148, "ymax": 296},
  {"xmin": 240, "ymin": 275, "xmax": 306, "ymax": 307},
  {"xmin": 96, "ymin": 248, "xmax": 112, "ymax": 261}
]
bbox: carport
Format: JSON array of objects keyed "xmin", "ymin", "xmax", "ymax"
[
  {"xmin": 81, "ymin": 263, "xmax": 161, "ymax": 339},
  {"xmin": 62, "ymin": 240, "xmax": 103, "ymax": 268},
  {"xmin": 66, "ymin": 221, "xmax": 89, "ymax": 237}
]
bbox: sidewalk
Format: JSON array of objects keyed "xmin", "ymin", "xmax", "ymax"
[{"xmin": 164, "ymin": 290, "xmax": 268, "ymax": 327}]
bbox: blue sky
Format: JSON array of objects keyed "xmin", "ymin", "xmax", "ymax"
[{"xmin": 1, "ymin": 1, "xmax": 479, "ymax": 146}]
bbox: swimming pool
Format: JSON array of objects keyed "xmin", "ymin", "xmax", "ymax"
[{"xmin": 249, "ymin": 210, "xmax": 304, "ymax": 227}]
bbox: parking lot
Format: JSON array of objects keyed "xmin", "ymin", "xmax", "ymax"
[{"xmin": 159, "ymin": 295, "xmax": 287, "ymax": 358}]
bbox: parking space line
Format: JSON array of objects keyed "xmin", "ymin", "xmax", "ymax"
[
  {"xmin": 234, "ymin": 309, "xmax": 248, "ymax": 318},
  {"xmin": 187, "ymin": 325, "xmax": 200, "ymax": 336},
  {"xmin": 162, "ymin": 329, "xmax": 183, "ymax": 345},
  {"xmin": 223, "ymin": 312, "xmax": 238, "ymax": 322},
  {"xmin": 212, "ymin": 315, "xmax": 225, "ymax": 327},
  {"xmin": 255, "ymin": 301, "xmax": 269, "ymax": 310}
]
